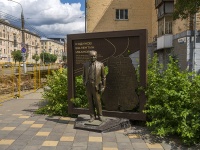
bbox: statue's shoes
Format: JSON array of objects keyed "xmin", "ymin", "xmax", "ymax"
[
  {"xmin": 89, "ymin": 117, "xmax": 95, "ymax": 122},
  {"xmin": 99, "ymin": 116, "xmax": 103, "ymax": 122}
]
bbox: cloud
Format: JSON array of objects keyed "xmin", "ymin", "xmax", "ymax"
[{"xmin": 0, "ymin": 0, "xmax": 85, "ymax": 38}]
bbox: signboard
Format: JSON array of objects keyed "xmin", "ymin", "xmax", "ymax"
[
  {"xmin": 21, "ymin": 42, "xmax": 25, "ymax": 48},
  {"xmin": 21, "ymin": 47, "xmax": 26, "ymax": 53},
  {"xmin": 178, "ymin": 37, "xmax": 186, "ymax": 44},
  {"xmin": 21, "ymin": 53, "xmax": 26, "ymax": 62},
  {"xmin": 73, "ymin": 36, "xmax": 140, "ymax": 76},
  {"xmin": 67, "ymin": 30, "xmax": 147, "ymax": 120}
]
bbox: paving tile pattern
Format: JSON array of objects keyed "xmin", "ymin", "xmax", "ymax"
[{"xmin": 0, "ymin": 89, "xmax": 199, "ymax": 150}]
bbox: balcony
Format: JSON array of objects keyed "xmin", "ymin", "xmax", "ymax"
[
  {"xmin": 155, "ymin": 0, "xmax": 174, "ymax": 8},
  {"xmin": 157, "ymin": 34, "xmax": 173, "ymax": 50}
]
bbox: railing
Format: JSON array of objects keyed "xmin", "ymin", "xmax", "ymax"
[{"xmin": 0, "ymin": 63, "xmax": 59, "ymax": 103}]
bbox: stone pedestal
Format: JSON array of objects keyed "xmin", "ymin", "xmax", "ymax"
[{"xmin": 74, "ymin": 115, "xmax": 130, "ymax": 133}]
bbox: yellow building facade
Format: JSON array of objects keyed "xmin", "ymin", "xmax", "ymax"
[
  {"xmin": 87, "ymin": 0, "xmax": 200, "ymax": 72},
  {"xmin": 41, "ymin": 38, "xmax": 64, "ymax": 63},
  {"xmin": 0, "ymin": 19, "xmax": 64, "ymax": 64},
  {"xmin": 0, "ymin": 19, "xmax": 41, "ymax": 63},
  {"xmin": 87, "ymin": 0, "xmax": 157, "ymax": 44}
]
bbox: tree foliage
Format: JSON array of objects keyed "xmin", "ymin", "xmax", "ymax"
[
  {"xmin": 144, "ymin": 55, "xmax": 200, "ymax": 145},
  {"xmin": 32, "ymin": 54, "xmax": 40, "ymax": 64},
  {"xmin": 173, "ymin": 0, "xmax": 200, "ymax": 20},
  {"xmin": 50, "ymin": 54, "xmax": 57, "ymax": 63},
  {"xmin": 36, "ymin": 69, "xmax": 88, "ymax": 116},
  {"xmin": 36, "ymin": 69, "xmax": 68, "ymax": 116},
  {"xmin": 11, "ymin": 50, "xmax": 22, "ymax": 64},
  {"xmin": 40, "ymin": 52, "xmax": 57, "ymax": 64},
  {"xmin": 62, "ymin": 55, "xmax": 67, "ymax": 62}
]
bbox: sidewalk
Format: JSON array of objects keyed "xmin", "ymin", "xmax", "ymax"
[{"xmin": 0, "ymin": 89, "xmax": 199, "ymax": 150}]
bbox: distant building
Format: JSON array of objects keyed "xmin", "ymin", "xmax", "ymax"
[
  {"xmin": 0, "ymin": 19, "xmax": 40, "ymax": 63},
  {"xmin": 49, "ymin": 38, "xmax": 67, "ymax": 61},
  {"xmin": 41, "ymin": 38, "xmax": 64, "ymax": 63},
  {"xmin": 0, "ymin": 19, "xmax": 65, "ymax": 64}
]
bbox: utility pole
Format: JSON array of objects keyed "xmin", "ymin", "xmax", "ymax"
[
  {"xmin": 193, "ymin": 12, "xmax": 197, "ymax": 72},
  {"xmin": 8, "ymin": 0, "xmax": 27, "ymax": 73}
]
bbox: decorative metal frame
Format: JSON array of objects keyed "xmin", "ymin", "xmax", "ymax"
[{"xmin": 67, "ymin": 29, "xmax": 147, "ymax": 121}]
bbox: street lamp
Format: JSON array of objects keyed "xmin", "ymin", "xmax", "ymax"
[
  {"xmin": 8, "ymin": 0, "xmax": 26, "ymax": 73},
  {"xmin": 85, "ymin": 0, "xmax": 87, "ymax": 33}
]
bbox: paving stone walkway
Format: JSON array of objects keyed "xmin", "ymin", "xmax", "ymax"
[{"xmin": 0, "ymin": 89, "xmax": 199, "ymax": 150}]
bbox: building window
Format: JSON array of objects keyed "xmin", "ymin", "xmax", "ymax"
[
  {"xmin": 14, "ymin": 34, "xmax": 17, "ymax": 47},
  {"xmin": 165, "ymin": 21, "xmax": 172, "ymax": 34},
  {"xmin": 158, "ymin": 16, "xmax": 173, "ymax": 36},
  {"xmin": 158, "ymin": 19, "xmax": 164, "ymax": 36},
  {"xmin": 116, "ymin": 9, "xmax": 128, "ymax": 20},
  {"xmin": 157, "ymin": 2, "xmax": 174, "ymax": 18}
]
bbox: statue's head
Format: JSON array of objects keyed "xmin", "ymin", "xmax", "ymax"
[{"xmin": 89, "ymin": 50, "xmax": 97, "ymax": 63}]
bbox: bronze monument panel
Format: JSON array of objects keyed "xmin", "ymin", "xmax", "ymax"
[
  {"xmin": 73, "ymin": 37, "xmax": 139, "ymax": 76},
  {"xmin": 102, "ymin": 56, "xmax": 139, "ymax": 111},
  {"xmin": 67, "ymin": 30, "xmax": 147, "ymax": 120}
]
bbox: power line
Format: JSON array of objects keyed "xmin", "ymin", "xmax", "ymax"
[{"xmin": 0, "ymin": 11, "xmax": 48, "ymax": 38}]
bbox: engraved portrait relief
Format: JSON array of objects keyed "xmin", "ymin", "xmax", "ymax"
[{"xmin": 102, "ymin": 56, "xmax": 139, "ymax": 111}]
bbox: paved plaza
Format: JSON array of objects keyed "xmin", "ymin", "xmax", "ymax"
[{"xmin": 0, "ymin": 89, "xmax": 199, "ymax": 150}]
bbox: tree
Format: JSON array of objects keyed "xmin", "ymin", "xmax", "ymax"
[
  {"xmin": 40, "ymin": 52, "xmax": 48, "ymax": 64},
  {"xmin": 11, "ymin": 50, "xmax": 22, "ymax": 65},
  {"xmin": 32, "ymin": 54, "xmax": 40, "ymax": 64},
  {"xmin": 40, "ymin": 52, "xmax": 57, "ymax": 64},
  {"xmin": 50, "ymin": 54, "xmax": 57, "ymax": 63},
  {"xmin": 62, "ymin": 55, "xmax": 67, "ymax": 62},
  {"xmin": 173, "ymin": 0, "xmax": 200, "ymax": 30}
]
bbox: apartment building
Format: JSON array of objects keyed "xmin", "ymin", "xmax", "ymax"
[
  {"xmin": 155, "ymin": 0, "xmax": 200, "ymax": 72},
  {"xmin": 86, "ymin": 0, "xmax": 157, "ymax": 67},
  {"xmin": 0, "ymin": 19, "xmax": 41, "ymax": 63},
  {"xmin": 41, "ymin": 38, "xmax": 64, "ymax": 63},
  {"xmin": 87, "ymin": 0, "xmax": 200, "ymax": 72},
  {"xmin": 0, "ymin": 19, "xmax": 65, "ymax": 64}
]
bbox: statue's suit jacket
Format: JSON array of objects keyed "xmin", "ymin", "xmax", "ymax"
[{"xmin": 83, "ymin": 61, "xmax": 106, "ymax": 91}]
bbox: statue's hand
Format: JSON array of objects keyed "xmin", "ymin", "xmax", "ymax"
[{"xmin": 100, "ymin": 86, "xmax": 105, "ymax": 93}]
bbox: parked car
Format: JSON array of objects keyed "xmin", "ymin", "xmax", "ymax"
[
  {"xmin": 26, "ymin": 63, "xmax": 34, "ymax": 67},
  {"xmin": 2, "ymin": 62, "xmax": 12, "ymax": 68}
]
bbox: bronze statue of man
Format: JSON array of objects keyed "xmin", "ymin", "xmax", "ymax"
[{"xmin": 83, "ymin": 50, "xmax": 106, "ymax": 122}]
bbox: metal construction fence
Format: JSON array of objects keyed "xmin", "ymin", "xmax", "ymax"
[{"xmin": 0, "ymin": 64, "xmax": 59, "ymax": 103}]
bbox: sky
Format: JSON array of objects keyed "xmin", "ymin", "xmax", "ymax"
[{"xmin": 0, "ymin": 0, "xmax": 85, "ymax": 38}]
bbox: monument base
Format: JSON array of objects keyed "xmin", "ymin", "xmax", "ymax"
[{"xmin": 74, "ymin": 115, "xmax": 131, "ymax": 133}]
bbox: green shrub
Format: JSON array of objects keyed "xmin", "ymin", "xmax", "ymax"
[
  {"xmin": 36, "ymin": 69, "xmax": 88, "ymax": 116},
  {"xmin": 144, "ymin": 55, "xmax": 200, "ymax": 145},
  {"xmin": 71, "ymin": 76, "xmax": 88, "ymax": 108},
  {"xmin": 36, "ymin": 69, "xmax": 68, "ymax": 116}
]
